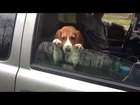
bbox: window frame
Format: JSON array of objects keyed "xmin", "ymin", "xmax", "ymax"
[
  {"xmin": 30, "ymin": 13, "xmax": 140, "ymax": 92},
  {"xmin": 0, "ymin": 13, "xmax": 17, "ymax": 61}
]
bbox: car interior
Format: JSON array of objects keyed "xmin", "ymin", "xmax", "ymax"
[
  {"xmin": 33, "ymin": 13, "xmax": 140, "ymax": 86},
  {"xmin": 40, "ymin": 13, "xmax": 135, "ymax": 55}
]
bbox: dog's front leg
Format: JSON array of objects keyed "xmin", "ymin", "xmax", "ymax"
[
  {"xmin": 71, "ymin": 44, "xmax": 83, "ymax": 67},
  {"xmin": 52, "ymin": 39, "xmax": 63, "ymax": 64}
]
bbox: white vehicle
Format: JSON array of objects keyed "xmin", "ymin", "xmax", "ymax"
[{"xmin": 0, "ymin": 13, "xmax": 140, "ymax": 92}]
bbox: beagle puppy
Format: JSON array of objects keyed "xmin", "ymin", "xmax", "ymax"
[{"xmin": 52, "ymin": 26, "xmax": 84, "ymax": 69}]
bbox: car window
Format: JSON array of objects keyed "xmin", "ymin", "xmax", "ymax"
[
  {"xmin": 103, "ymin": 13, "xmax": 132, "ymax": 28},
  {"xmin": 0, "ymin": 13, "xmax": 17, "ymax": 60},
  {"xmin": 31, "ymin": 13, "xmax": 140, "ymax": 91},
  {"xmin": 58, "ymin": 13, "xmax": 76, "ymax": 23},
  {"xmin": 58, "ymin": 13, "xmax": 90, "ymax": 23}
]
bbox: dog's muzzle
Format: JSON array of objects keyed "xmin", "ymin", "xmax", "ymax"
[
  {"xmin": 63, "ymin": 45, "xmax": 72, "ymax": 53},
  {"xmin": 65, "ymin": 48, "xmax": 71, "ymax": 52}
]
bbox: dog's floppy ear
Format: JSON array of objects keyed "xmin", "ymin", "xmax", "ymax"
[
  {"xmin": 75, "ymin": 30, "xmax": 84, "ymax": 45},
  {"xmin": 54, "ymin": 29, "xmax": 61, "ymax": 39}
]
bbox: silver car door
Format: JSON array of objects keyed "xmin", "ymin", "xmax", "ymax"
[
  {"xmin": 15, "ymin": 13, "xmax": 124, "ymax": 92},
  {"xmin": 0, "ymin": 13, "xmax": 26, "ymax": 92}
]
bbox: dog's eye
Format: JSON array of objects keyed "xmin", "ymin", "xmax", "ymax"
[
  {"xmin": 71, "ymin": 37, "xmax": 75, "ymax": 40},
  {"xmin": 61, "ymin": 37, "xmax": 66, "ymax": 40}
]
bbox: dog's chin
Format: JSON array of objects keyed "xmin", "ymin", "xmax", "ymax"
[{"xmin": 63, "ymin": 48, "xmax": 73, "ymax": 54}]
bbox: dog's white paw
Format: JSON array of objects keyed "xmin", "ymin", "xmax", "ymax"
[
  {"xmin": 52, "ymin": 39, "xmax": 63, "ymax": 63},
  {"xmin": 71, "ymin": 44, "xmax": 83, "ymax": 67},
  {"xmin": 52, "ymin": 39, "xmax": 62, "ymax": 47},
  {"xmin": 73, "ymin": 44, "xmax": 83, "ymax": 49}
]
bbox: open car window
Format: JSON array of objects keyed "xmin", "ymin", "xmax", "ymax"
[
  {"xmin": 31, "ymin": 13, "xmax": 140, "ymax": 91},
  {"xmin": 103, "ymin": 13, "xmax": 132, "ymax": 28}
]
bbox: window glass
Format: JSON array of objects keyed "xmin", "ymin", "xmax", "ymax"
[
  {"xmin": 103, "ymin": 13, "xmax": 132, "ymax": 28},
  {"xmin": 32, "ymin": 13, "xmax": 140, "ymax": 89},
  {"xmin": 58, "ymin": 13, "xmax": 76, "ymax": 23},
  {"xmin": 0, "ymin": 13, "xmax": 17, "ymax": 60}
]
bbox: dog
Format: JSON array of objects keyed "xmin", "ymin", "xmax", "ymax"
[{"xmin": 52, "ymin": 26, "xmax": 84, "ymax": 69}]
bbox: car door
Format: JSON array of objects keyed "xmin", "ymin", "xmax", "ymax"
[
  {"xmin": 15, "ymin": 13, "xmax": 125, "ymax": 92},
  {"xmin": 0, "ymin": 13, "xmax": 26, "ymax": 92}
]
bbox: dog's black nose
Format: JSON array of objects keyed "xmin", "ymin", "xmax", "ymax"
[{"xmin": 65, "ymin": 47, "xmax": 71, "ymax": 52}]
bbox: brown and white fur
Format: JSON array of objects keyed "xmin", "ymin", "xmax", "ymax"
[{"xmin": 52, "ymin": 26, "xmax": 84, "ymax": 69}]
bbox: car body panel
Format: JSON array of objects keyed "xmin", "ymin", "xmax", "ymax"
[
  {"xmin": 16, "ymin": 68, "xmax": 124, "ymax": 92},
  {"xmin": 0, "ymin": 13, "xmax": 26, "ymax": 91},
  {"xmin": 15, "ymin": 13, "xmax": 125, "ymax": 92}
]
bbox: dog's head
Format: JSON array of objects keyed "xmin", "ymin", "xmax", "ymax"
[{"xmin": 54, "ymin": 26, "xmax": 84, "ymax": 53}]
